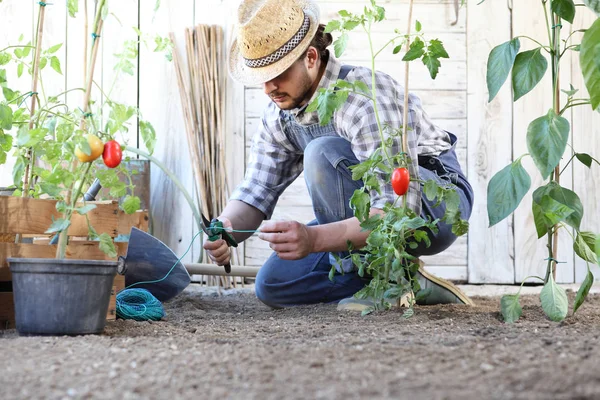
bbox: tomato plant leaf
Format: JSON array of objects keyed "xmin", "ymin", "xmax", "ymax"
[
  {"xmin": 324, "ymin": 20, "xmax": 341, "ymax": 33},
  {"xmin": 422, "ymin": 53, "xmax": 441, "ymax": 79},
  {"xmin": 67, "ymin": 0, "xmax": 79, "ymax": 18},
  {"xmin": 16, "ymin": 63, "xmax": 23, "ymax": 78},
  {"xmin": 526, "ymin": 110, "xmax": 569, "ymax": 180},
  {"xmin": 334, "ymin": 32, "xmax": 349, "ymax": 58},
  {"xmin": 574, "ymin": 269, "xmax": 594, "ymax": 314},
  {"xmin": 583, "ymin": 0, "xmax": 600, "ymax": 15},
  {"xmin": 99, "ymin": 233, "xmax": 118, "ymax": 258},
  {"xmin": 45, "ymin": 217, "xmax": 71, "ymax": 234},
  {"xmin": 575, "ymin": 153, "xmax": 593, "ymax": 168},
  {"xmin": 122, "ymin": 195, "xmax": 141, "ymax": 214},
  {"xmin": 551, "ymin": 0, "xmax": 576, "ymax": 23},
  {"xmin": 402, "ymin": 38, "xmax": 425, "ymax": 61},
  {"xmin": 574, "ymin": 231, "xmax": 598, "ymax": 264},
  {"xmin": 0, "ymin": 130, "xmax": 13, "ymax": 151},
  {"xmin": 415, "ymin": 20, "xmax": 422, "ymax": 32},
  {"xmin": 139, "ymin": 120, "xmax": 157, "ymax": 155},
  {"xmin": 75, "ymin": 203, "xmax": 97, "ymax": 215},
  {"xmin": 487, "ymin": 38, "xmax": 520, "ymax": 102},
  {"xmin": 500, "ymin": 294, "xmax": 522, "ymax": 323},
  {"xmin": 50, "ymin": 56, "xmax": 62, "ymax": 75},
  {"xmin": 342, "ymin": 19, "xmax": 360, "ymax": 31},
  {"xmin": 46, "ymin": 43, "xmax": 63, "ymax": 54},
  {"xmin": 596, "ymin": 234, "xmax": 600, "ymax": 264},
  {"xmin": 580, "ymin": 18, "xmax": 600, "ymax": 110},
  {"xmin": 0, "ymin": 52, "xmax": 10, "ymax": 66},
  {"xmin": 0, "ymin": 104, "xmax": 12, "ymax": 130},
  {"xmin": 512, "ymin": 48, "xmax": 548, "ymax": 101},
  {"xmin": 428, "ymin": 39, "xmax": 449, "ymax": 59},
  {"xmin": 487, "ymin": 158, "xmax": 531, "ymax": 227},
  {"xmin": 452, "ymin": 218, "xmax": 469, "ymax": 236},
  {"xmin": 540, "ymin": 275, "xmax": 568, "ymax": 322}
]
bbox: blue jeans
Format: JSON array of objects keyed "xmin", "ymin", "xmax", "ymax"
[{"xmin": 255, "ymin": 136, "xmax": 473, "ymax": 308}]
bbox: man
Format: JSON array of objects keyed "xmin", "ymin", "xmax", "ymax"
[{"xmin": 204, "ymin": 0, "xmax": 475, "ymax": 310}]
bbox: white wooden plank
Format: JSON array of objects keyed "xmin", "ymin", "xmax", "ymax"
[
  {"xmin": 572, "ymin": 8, "xmax": 600, "ymax": 283},
  {"xmin": 245, "ymin": 88, "xmax": 466, "ymax": 120},
  {"xmin": 512, "ymin": 2, "xmax": 574, "ymax": 284},
  {"xmin": 0, "ymin": 0, "xmax": 33, "ymax": 188},
  {"xmin": 319, "ymin": 1, "xmax": 466, "ymax": 33},
  {"xmin": 101, "ymin": 0, "xmax": 139, "ymax": 147},
  {"xmin": 466, "ymin": 0, "xmax": 514, "ymax": 283},
  {"xmin": 139, "ymin": 0, "xmax": 196, "ymax": 261},
  {"xmin": 422, "ymin": 266, "xmax": 468, "ymax": 282},
  {"xmin": 38, "ymin": 2, "xmax": 66, "ymax": 104}
]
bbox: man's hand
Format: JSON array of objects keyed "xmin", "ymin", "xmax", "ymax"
[
  {"xmin": 258, "ymin": 220, "xmax": 314, "ymax": 260},
  {"xmin": 203, "ymin": 217, "xmax": 232, "ymax": 266}
]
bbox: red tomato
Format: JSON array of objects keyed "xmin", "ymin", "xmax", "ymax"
[
  {"xmin": 391, "ymin": 167, "xmax": 410, "ymax": 196},
  {"xmin": 102, "ymin": 140, "xmax": 122, "ymax": 168}
]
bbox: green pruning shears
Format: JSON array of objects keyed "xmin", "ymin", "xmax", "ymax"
[{"xmin": 201, "ymin": 214, "xmax": 238, "ymax": 274}]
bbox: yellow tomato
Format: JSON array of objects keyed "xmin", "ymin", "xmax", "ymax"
[{"xmin": 75, "ymin": 134, "xmax": 104, "ymax": 163}]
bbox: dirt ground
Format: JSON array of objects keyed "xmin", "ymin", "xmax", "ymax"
[{"xmin": 2, "ymin": 286, "xmax": 600, "ymax": 400}]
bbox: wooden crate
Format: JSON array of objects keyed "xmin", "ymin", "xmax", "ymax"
[{"xmin": 0, "ymin": 196, "xmax": 149, "ymax": 329}]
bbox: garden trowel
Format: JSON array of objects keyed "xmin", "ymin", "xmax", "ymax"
[{"xmin": 118, "ymin": 227, "xmax": 191, "ymax": 302}]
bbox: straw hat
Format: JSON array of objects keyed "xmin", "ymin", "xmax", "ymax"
[{"xmin": 228, "ymin": 0, "xmax": 320, "ymax": 86}]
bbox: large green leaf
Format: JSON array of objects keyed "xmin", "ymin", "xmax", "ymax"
[
  {"xmin": 487, "ymin": 158, "xmax": 531, "ymax": 226},
  {"xmin": 501, "ymin": 294, "xmax": 523, "ymax": 323},
  {"xmin": 487, "ymin": 38, "xmax": 520, "ymax": 102},
  {"xmin": 512, "ymin": 48, "xmax": 548, "ymax": 101},
  {"xmin": 99, "ymin": 233, "xmax": 117, "ymax": 258},
  {"xmin": 574, "ymin": 269, "xmax": 594, "ymax": 314},
  {"xmin": 532, "ymin": 187, "xmax": 575, "ymax": 238},
  {"xmin": 580, "ymin": 18, "xmax": 600, "ymax": 110},
  {"xmin": 540, "ymin": 275, "xmax": 568, "ymax": 322},
  {"xmin": 526, "ymin": 110, "xmax": 569, "ymax": 179},
  {"xmin": 574, "ymin": 231, "xmax": 598, "ymax": 264},
  {"xmin": 547, "ymin": 182, "xmax": 583, "ymax": 230},
  {"xmin": 551, "ymin": 0, "xmax": 576, "ymax": 23}
]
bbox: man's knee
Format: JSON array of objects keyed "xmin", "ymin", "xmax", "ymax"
[{"xmin": 254, "ymin": 262, "xmax": 284, "ymax": 308}]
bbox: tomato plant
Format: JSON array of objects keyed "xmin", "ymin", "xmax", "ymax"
[
  {"xmin": 391, "ymin": 167, "xmax": 410, "ymax": 196},
  {"xmin": 102, "ymin": 140, "xmax": 123, "ymax": 168},
  {"xmin": 0, "ymin": 1, "xmax": 168, "ymax": 259},
  {"xmin": 309, "ymin": 0, "xmax": 469, "ymax": 315},
  {"xmin": 481, "ymin": 0, "xmax": 600, "ymax": 322}
]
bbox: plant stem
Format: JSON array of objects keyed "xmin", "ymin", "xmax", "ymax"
[
  {"xmin": 401, "ymin": 0, "xmax": 415, "ymax": 210},
  {"xmin": 0, "ymin": 45, "xmax": 37, "ymax": 53},
  {"xmin": 516, "ymin": 35, "xmax": 552, "ymax": 52},
  {"xmin": 364, "ymin": 24, "xmax": 391, "ymax": 163},
  {"xmin": 55, "ymin": 162, "xmax": 93, "ymax": 259},
  {"xmin": 549, "ymin": 13, "xmax": 562, "ymax": 281},
  {"xmin": 124, "ymin": 146, "xmax": 203, "ymax": 235}
]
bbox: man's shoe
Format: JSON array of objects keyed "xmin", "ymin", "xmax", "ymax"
[{"xmin": 416, "ymin": 263, "xmax": 474, "ymax": 306}]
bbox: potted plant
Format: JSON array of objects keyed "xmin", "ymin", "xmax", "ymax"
[{"xmin": 0, "ymin": 1, "xmax": 166, "ymax": 334}]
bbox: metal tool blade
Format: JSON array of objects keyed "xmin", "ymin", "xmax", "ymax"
[{"xmin": 123, "ymin": 227, "xmax": 191, "ymax": 302}]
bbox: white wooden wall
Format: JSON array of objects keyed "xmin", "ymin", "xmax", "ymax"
[{"xmin": 1, "ymin": 1, "xmax": 598, "ymax": 284}]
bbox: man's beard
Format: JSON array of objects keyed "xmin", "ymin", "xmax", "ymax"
[{"xmin": 270, "ymin": 69, "xmax": 313, "ymax": 110}]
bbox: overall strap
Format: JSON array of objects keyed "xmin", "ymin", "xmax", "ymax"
[{"xmin": 338, "ymin": 64, "xmax": 354, "ymax": 80}]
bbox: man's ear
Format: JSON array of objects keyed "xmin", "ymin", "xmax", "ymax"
[{"xmin": 305, "ymin": 46, "xmax": 319, "ymax": 68}]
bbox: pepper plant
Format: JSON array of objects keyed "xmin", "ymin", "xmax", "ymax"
[
  {"xmin": 0, "ymin": 1, "xmax": 167, "ymax": 259},
  {"xmin": 309, "ymin": 0, "xmax": 469, "ymax": 315},
  {"xmin": 482, "ymin": 0, "xmax": 600, "ymax": 322}
]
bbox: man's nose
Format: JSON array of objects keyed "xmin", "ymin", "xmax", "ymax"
[{"xmin": 263, "ymin": 79, "xmax": 277, "ymax": 95}]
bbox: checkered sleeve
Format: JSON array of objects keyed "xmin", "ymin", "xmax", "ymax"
[
  {"xmin": 230, "ymin": 104, "xmax": 303, "ymax": 219},
  {"xmin": 335, "ymin": 67, "xmax": 422, "ymax": 215}
]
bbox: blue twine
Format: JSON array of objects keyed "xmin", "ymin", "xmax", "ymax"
[
  {"xmin": 116, "ymin": 288, "xmax": 165, "ymax": 321},
  {"xmin": 18, "ymin": 91, "xmax": 38, "ymax": 107}
]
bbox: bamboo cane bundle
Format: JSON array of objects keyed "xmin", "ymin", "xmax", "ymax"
[{"xmin": 171, "ymin": 25, "xmax": 243, "ymax": 288}]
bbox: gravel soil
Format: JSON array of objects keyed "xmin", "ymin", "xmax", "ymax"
[{"xmin": 2, "ymin": 286, "xmax": 600, "ymax": 400}]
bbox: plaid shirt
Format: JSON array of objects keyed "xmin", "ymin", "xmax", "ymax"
[{"xmin": 231, "ymin": 53, "xmax": 452, "ymax": 219}]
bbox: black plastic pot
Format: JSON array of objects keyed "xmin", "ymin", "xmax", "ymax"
[{"xmin": 7, "ymin": 258, "xmax": 118, "ymax": 336}]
